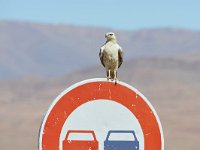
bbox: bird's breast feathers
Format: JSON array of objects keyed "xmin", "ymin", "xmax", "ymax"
[{"xmin": 102, "ymin": 42, "xmax": 120, "ymax": 60}]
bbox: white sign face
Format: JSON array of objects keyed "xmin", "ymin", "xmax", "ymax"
[
  {"xmin": 60, "ymin": 100, "xmax": 144, "ymax": 150},
  {"xmin": 39, "ymin": 78, "xmax": 164, "ymax": 150}
]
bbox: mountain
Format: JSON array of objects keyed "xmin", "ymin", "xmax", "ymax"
[{"xmin": 0, "ymin": 21, "xmax": 200, "ymax": 79}]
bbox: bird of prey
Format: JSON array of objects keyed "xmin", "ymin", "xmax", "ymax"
[{"xmin": 99, "ymin": 32, "xmax": 123, "ymax": 83}]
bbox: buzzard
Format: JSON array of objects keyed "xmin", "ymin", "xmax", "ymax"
[{"xmin": 99, "ymin": 32, "xmax": 123, "ymax": 83}]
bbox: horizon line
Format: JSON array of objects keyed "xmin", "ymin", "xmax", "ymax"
[{"xmin": 0, "ymin": 19, "xmax": 200, "ymax": 32}]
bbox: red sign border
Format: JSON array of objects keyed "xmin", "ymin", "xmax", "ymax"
[{"xmin": 39, "ymin": 78, "xmax": 164, "ymax": 150}]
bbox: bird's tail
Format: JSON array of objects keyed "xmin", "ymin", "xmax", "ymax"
[{"xmin": 110, "ymin": 71, "xmax": 115, "ymax": 80}]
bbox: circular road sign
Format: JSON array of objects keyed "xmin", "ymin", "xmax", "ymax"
[{"xmin": 39, "ymin": 78, "xmax": 164, "ymax": 150}]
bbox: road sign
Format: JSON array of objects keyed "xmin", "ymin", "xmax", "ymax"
[{"xmin": 39, "ymin": 78, "xmax": 164, "ymax": 150}]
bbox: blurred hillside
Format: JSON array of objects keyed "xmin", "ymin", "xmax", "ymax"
[
  {"xmin": 0, "ymin": 21, "xmax": 200, "ymax": 79},
  {"xmin": 0, "ymin": 21, "xmax": 200, "ymax": 150}
]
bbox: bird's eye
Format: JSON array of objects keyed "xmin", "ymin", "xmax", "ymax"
[{"xmin": 109, "ymin": 33, "xmax": 113, "ymax": 36}]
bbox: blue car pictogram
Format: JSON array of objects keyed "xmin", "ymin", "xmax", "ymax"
[{"xmin": 104, "ymin": 130, "xmax": 139, "ymax": 150}]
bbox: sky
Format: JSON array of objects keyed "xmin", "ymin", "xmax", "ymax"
[{"xmin": 0, "ymin": 0, "xmax": 200, "ymax": 30}]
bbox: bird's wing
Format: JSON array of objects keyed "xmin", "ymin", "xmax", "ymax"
[
  {"xmin": 118, "ymin": 47, "xmax": 123, "ymax": 68},
  {"xmin": 99, "ymin": 47, "xmax": 105, "ymax": 67}
]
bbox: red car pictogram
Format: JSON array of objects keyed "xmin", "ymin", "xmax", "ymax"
[{"xmin": 63, "ymin": 130, "xmax": 99, "ymax": 150}]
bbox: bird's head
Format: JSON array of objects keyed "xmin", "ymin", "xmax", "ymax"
[{"xmin": 105, "ymin": 32, "xmax": 117, "ymax": 42}]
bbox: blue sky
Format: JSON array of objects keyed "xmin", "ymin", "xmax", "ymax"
[{"xmin": 0, "ymin": 0, "xmax": 200, "ymax": 30}]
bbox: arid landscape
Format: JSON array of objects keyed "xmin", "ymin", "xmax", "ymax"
[{"xmin": 0, "ymin": 21, "xmax": 200, "ymax": 150}]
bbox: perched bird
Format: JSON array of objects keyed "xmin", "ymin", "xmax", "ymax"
[{"xmin": 99, "ymin": 32, "xmax": 123, "ymax": 83}]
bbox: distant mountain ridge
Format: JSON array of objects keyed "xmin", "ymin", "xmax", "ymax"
[{"xmin": 0, "ymin": 20, "xmax": 200, "ymax": 79}]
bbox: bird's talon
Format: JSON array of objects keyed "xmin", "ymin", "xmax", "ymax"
[{"xmin": 114, "ymin": 80, "xmax": 117, "ymax": 85}]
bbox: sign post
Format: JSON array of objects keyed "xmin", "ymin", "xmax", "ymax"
[{"xmin": 39, "ymin": 78, "xmax": 164, "ymax": 150}]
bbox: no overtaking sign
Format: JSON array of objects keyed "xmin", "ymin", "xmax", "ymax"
[{"xmin": 39, "ymin": 78, "xmax": 164, "ymax": 150}]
